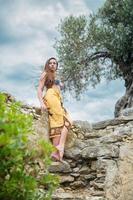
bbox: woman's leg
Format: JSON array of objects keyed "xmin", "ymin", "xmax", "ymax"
[
  {"xmin": 56, "ymin": 121, "xmax": 70, "ymax": 161},
  {"xmin": 51, "ymin": 135, "xmax": 60, "ymax": 161},
  {"xmin": 52, "ymin": 135, "xmax": 60, "ymax": 146}
]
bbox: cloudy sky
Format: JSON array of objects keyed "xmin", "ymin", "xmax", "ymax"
[{"xmin": 0, "ymin": 0, "xmax": 125, "ymax": 122}]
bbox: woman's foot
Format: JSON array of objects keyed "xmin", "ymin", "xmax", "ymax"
[
  {"xmin": 51, "ymin": 152, "xmax": 60, "ymax": 161},
  {"xmin": 56, "ymin": 145, "xmax": 64, "ymax": 161}
]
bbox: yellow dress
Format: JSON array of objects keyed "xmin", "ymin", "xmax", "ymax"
[{"xmin": 43, "ymin": 85, "xmax": 72, "ymax": 138}]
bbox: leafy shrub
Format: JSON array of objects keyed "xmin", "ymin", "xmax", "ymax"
[{"xmin": 0, "ymin": 93, "xmax": 59, "ymax": 200}]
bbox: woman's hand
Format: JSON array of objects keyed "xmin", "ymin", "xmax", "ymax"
[{"xmin": 41, "ymin": 103, "xmax": 47, "ymax": 113}]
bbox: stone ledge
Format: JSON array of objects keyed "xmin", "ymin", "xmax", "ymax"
[{"xmin": 92, "ymin": 117, "xmax": 133, "ymax": 130}]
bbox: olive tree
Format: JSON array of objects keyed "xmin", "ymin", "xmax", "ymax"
[{"xmin": 55, "ymin": 0, "xmax": 133, "ymax": 117}]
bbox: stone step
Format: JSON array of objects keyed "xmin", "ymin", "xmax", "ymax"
[
  {"xmin": 52, "ymin": 192, "xmax": 104, "ymax": 200},
  {"xmin": 52, "ymin": 188, "xmax": 105, "ymax": 200}
]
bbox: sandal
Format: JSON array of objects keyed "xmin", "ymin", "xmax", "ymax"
[
  {"xmin": 56, "ymin": 145, "xmax": 64, "ymax": 161},
  {"xmin": 51, "ymin": 152, "xmax": 60, "ymax": 161}
]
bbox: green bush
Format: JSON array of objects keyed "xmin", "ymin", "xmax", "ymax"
[{"xmin": 0, "ymin": 93, "xmax": 59, "ymax": 200}]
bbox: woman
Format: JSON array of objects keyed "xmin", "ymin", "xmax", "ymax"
[{"xmin": 37, "ymin": 57, "xmax": 73, "ymax": 161}]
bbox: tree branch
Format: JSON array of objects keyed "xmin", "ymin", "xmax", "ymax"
[
  {"xmin": 62, "ymin": 52, "xmax": 112, "ymax": 82},
  {"xmin": 80, "ymin": 51, "xmax": 111, "ymax": 65}
]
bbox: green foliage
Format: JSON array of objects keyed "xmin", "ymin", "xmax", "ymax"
[
  {"xmin": 0, "ymin": 93, "xmax": 59, "ymax": 200},
  {"xmin": 55, "ymin": 15, "xmax": 90, "ymax": 97},
  {"xmin": 90, "ymin": 0, "xmax": 133, "ymax": 62},
  {"xmin": 55, "ymin": 0, "xmax": 133, "ymax": 98},
  {"xmin": 38, "ymin": 139, "xmax": 56, "ymax": 168}
]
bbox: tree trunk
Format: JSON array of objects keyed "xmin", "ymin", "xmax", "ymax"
[{"xmin": 114, "ymin": 64, "xmax": 133, "ymax": 117}]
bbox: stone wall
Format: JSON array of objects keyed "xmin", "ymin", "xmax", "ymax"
[
  {"xmin": 4, "ymin": 92, "xmax": 133, "ymax": 200},
  {"xmin": 50, "ymin": 117, "xmax": 133, "ymax": 200}
]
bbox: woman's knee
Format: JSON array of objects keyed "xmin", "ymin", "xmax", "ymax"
[{"xmin": 64, "ymin": 121, "xmax": 72, "ymax": 131}]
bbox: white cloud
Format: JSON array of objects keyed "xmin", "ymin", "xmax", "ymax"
[
  {"xmin": 68, "ymin": 0, "xmax": 92, "ymax": 16},
  {"xmin": 0, "ymin": 0, "xmax": 91, "ymax": 68},
  {"xmin": 66, "ymin": 98, "xmax": 114, "ymax": 123}
]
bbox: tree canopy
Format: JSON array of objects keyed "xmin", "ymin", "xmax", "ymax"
[{"xmin": 55, "ymin": 0, "xmax": 133, "ymax": 98}]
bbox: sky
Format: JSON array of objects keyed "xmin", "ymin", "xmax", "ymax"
[{"xmin": 0, "ymin": 0, "xmax": 125, "ymax": 122}]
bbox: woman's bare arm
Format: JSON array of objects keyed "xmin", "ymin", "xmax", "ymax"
[{"xmin": 37, "ymin": 71, "xmax": 47, "ymax": 110}]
